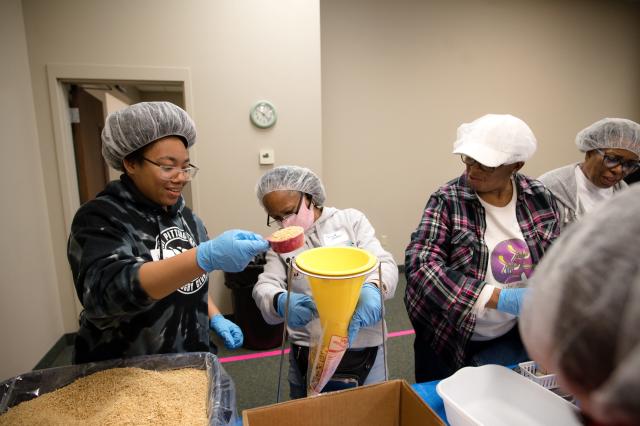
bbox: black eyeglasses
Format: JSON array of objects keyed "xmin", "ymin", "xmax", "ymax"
[
  {"xmin": 594, "ymin": 149, "xmax": 640, "ymax": 175},
  {"xmin": 142, "ymin": 157, "xmax": 199, "ymax": 181},
  {"xmin": 267, "ymin": 192, "xmax": 307, "ymax": 227},
  {"xmin": 460, "ymin": 155, "xmax": 499, "ymax": 173}
]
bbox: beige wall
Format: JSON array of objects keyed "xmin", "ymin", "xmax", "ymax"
[
  {"xmin": 0, "ymin": 0, "xmax": 64, "ymax": 380},
  {"xmin": 321, "ymin": 0, "xmax": 640, "ymax": 262},
  {"xmin": 0, "ymin": 0, "xmax": 321, "ymax": 379}
]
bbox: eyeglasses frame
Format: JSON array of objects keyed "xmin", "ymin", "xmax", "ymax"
[
  {"xmin": 460, "ymin": 154, "xmax": 499, "ymax": 173},
  {"xmin": 594, "ymin": 149, "xmax": 640, "ymax": 176},
  {"xmin": 142, "ymin": 157, "xmax": 199, "ymax": 180},
  {"xmin": 267, "ymin": 192, "xmax": 309, "ymax": 227}
]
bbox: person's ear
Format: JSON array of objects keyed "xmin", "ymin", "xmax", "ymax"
[{"xmin": 122, "ymin": 158, "xmax": 136, "ymax": 175}]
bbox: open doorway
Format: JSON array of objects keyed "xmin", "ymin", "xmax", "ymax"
[
  {"xmin": 63, "ymin": 80, "xmax": 193, "ymax": 206},
  {"xmin": 46, "ymin": 65, "xmax": 196, "ymax": 324}
]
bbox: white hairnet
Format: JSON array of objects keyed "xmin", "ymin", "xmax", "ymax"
[
  {"xmin": 575, "ymin": 117, "xmax": 640, "ymax": 156},
  {"xmin": 521, "ymin": 184, "xmax": 640, "ymax": 423},
  {"xmin": 452, "ymin": 114, "xmax": 537, "ymax": 167},
  {"xmin": 102, "ymin": 102, "xmax": 196, "ymax": 171},
  {"xmin": 256, "ymin": 165, "xmax": 326, "ymax": 207}
]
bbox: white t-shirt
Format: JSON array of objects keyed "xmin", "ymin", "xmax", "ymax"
[
  {"xmin": 575, "ymin": 165, "xmax": 614, "ymax": 216},
  {"xmin": 472, "ymin": 180, "xmax": 533, "ymax": 341}
]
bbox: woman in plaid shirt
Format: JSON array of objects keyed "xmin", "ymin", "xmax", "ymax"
[{"xmin": 404, "ymin": 114, "xmax": 560, "ymax": 382}]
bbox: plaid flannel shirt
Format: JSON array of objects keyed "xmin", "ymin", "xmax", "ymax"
[{"xmin": 404, "ymin": 173, "xmax": 559, "ymax": 369}]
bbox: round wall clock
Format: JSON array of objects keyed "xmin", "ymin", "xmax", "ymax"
[{"xmin": 250, "ymin": 100, "xmax": 277, "ymax": 129}]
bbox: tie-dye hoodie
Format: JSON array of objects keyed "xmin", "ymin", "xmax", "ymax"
[{"xmin": 68, "ymin": 175, "xmax": 210, "ymax": 363}]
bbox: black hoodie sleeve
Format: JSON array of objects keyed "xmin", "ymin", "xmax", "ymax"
[{"xmin": 68, "ymin": 200, "xmax": 154, "ymax": 324}]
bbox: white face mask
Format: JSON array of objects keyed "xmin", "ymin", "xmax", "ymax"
[{"xmin": 282, "ymin": 195, "xmax": 315, "ymax": 231}]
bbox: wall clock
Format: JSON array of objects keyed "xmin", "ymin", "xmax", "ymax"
[{"xmin": 250, "ymin": 100, "xmax": 277, "ymax": 129}]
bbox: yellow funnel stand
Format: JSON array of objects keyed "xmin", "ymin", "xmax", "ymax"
[{"xmin": 293, "ymin": 247, "xmax": 378, "ymax": 394}]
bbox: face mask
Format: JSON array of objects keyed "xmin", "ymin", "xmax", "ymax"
[{"xmin": 282, "ymin": 196, "xmax": 315, "ymax": 231}]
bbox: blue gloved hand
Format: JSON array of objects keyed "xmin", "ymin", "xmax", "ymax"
[
  {"xmin": 347, "ymin": 283, "xmax": 382, "ymax": 346},
  {"xmin": 496, "ymin": 288, "xmax": 528, "ymax": 316},
  {"xmin": 197, "ymin": 229, "xmax": 269, "ymax": 273},
  {"xmin": 276, "ymin": 292, "xmax": 317, "ymax": 329},
  {"xmin": 210, "ymin": 314, "xmax": 244, "ymax": 349}
]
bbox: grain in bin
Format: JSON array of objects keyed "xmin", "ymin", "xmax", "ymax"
[{"xmin": 0, "ymin": 352, "xmax": 237, "ymax": 426}]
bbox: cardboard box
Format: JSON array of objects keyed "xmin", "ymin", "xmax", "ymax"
[{"xmin": 242, "ymin": 379, "xmax": 445, "ymax": 426}]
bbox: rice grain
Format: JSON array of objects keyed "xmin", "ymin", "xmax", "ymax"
[{"xmin": 0, "ymin": 367, "xmax": 208, "ymax": 425}]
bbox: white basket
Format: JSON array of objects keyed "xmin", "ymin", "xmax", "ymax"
[{"xmin": 519, "ymin": 361, "xmax": 558, "ymax": 389}]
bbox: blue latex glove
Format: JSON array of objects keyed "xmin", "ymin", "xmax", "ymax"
[
  {"xmin": 347, "ymin": 283, "xmax": 383, "ymax": 346},
  {"xmin": 197, "ymin": 229, "xmax": 269, "ymax": 273},
  {"xmin": 276, "ymin": 292, "xmax": 317, "ymax": 329},
  {"xmin": 496, "ymin": 288, "xmax": 528, "ymax": 316},
  {"xmin": 210, "ymin": 314, "xmax": 244, "ymax": 349}
]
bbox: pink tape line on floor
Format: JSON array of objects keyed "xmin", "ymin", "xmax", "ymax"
[{"xmin": 218, "ymin": 328, "xmax": 415, "ymax": 364}]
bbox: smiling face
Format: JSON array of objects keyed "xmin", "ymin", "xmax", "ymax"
[
  {"xmin": 123, "ymin": 136, "xmax": 190, "ymax": 207},
  {"xmin": 581, "ymin": 148, "xmax": 639, "ymax": 188}
]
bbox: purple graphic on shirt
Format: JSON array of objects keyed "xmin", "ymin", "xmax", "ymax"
[{"xmin": 491, "ymin": 239, "xmax": 533, "ymax": 284}]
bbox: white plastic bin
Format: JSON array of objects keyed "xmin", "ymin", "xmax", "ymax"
[{"xmin": 436, "ymin": 365, "xmax": 579, "ymax": 426}]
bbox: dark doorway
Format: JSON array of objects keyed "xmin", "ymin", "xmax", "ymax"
[{"xmin": 69, "ymin": 85, "xmax": 109, "ymax": 204}]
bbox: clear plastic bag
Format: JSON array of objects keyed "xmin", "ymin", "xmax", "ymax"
[
  {"xmin": 307, "ymin": 317, "xmax": 349, "ymax": 395},
  {"xmin": 0, "ymin": 352, "xmax": 237, "ymax": 426}
]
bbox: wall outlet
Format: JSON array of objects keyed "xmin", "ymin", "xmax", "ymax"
[{"xmin": 259, "ymin": 148, "xmax": 275, "ymax": 165}]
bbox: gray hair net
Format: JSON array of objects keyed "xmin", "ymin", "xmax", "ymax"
[
  {"xmin": 101, "ymin": 101, "xmax": 196, "ymax": 171},
  {"xmin": 256, "ymin": 165, "xmax": 326, "ymax": 207},
  {"xmin": 575, "ymin": 117, "xmax": 640, "ymax": 157},
  {"xmin": 520, "ymin": 184, "xmax": 640, "ymax": 424}
]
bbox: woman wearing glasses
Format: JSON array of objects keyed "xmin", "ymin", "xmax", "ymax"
[
  {"xmin": 68, "ymin": 102, "xmax": 269, "ymax": 363},
  {"xmin": 405, "ymin": 114, "xmax": 560, "ymax": 382},
  {"xmin": 252, "ymin": 165, "xmax": 398, "ymax": 398},
  {"xmin": 539, "ymin": 118, "xmax": 640, "ymax": 230}
]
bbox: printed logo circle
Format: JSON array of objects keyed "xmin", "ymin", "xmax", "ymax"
[{"xmin": 490, "ymin": 238, "xmax": 532, "ymax": 284}]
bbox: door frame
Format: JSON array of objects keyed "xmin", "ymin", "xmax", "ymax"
[
  {"xmin": 47, "ymin": 64, "xmax": 199, "ymax": 232},
  {"xmin": 46, "ymin": 64, "xmax": 198, "ymax": 318}
]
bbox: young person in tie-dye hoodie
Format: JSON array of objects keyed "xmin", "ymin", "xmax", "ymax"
[{"xmin": 68, "ymin": 102, "xmax": 268, "ymax": 363}]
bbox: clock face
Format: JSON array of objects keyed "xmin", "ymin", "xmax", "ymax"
[{"xmin": 250, "ymin": 101, "xmax": 277, "ymax": 128}]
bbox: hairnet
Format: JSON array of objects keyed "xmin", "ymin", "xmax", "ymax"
[
  {"xmin": 452, "ymin": 114, "xmax": 537, "ymax": 167},
  {"xmin": 101, "ymin": 102, "xmax": 197, "ymax": 171},
  {"xmin": 256, "ymin": 165, "xmax": 326, "ymax": 207},
  {"xmin": 575, "ymin": 117, "xmax": 640, "ymax": 156},
  {"xmin": 520, "ymin": 184, "xmax": 640, "ymax": 423}
]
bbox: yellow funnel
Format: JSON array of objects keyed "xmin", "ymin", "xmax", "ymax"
[{"xmin": 293, "ymin": 247, "xmax": 378, "ymax": 393}]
